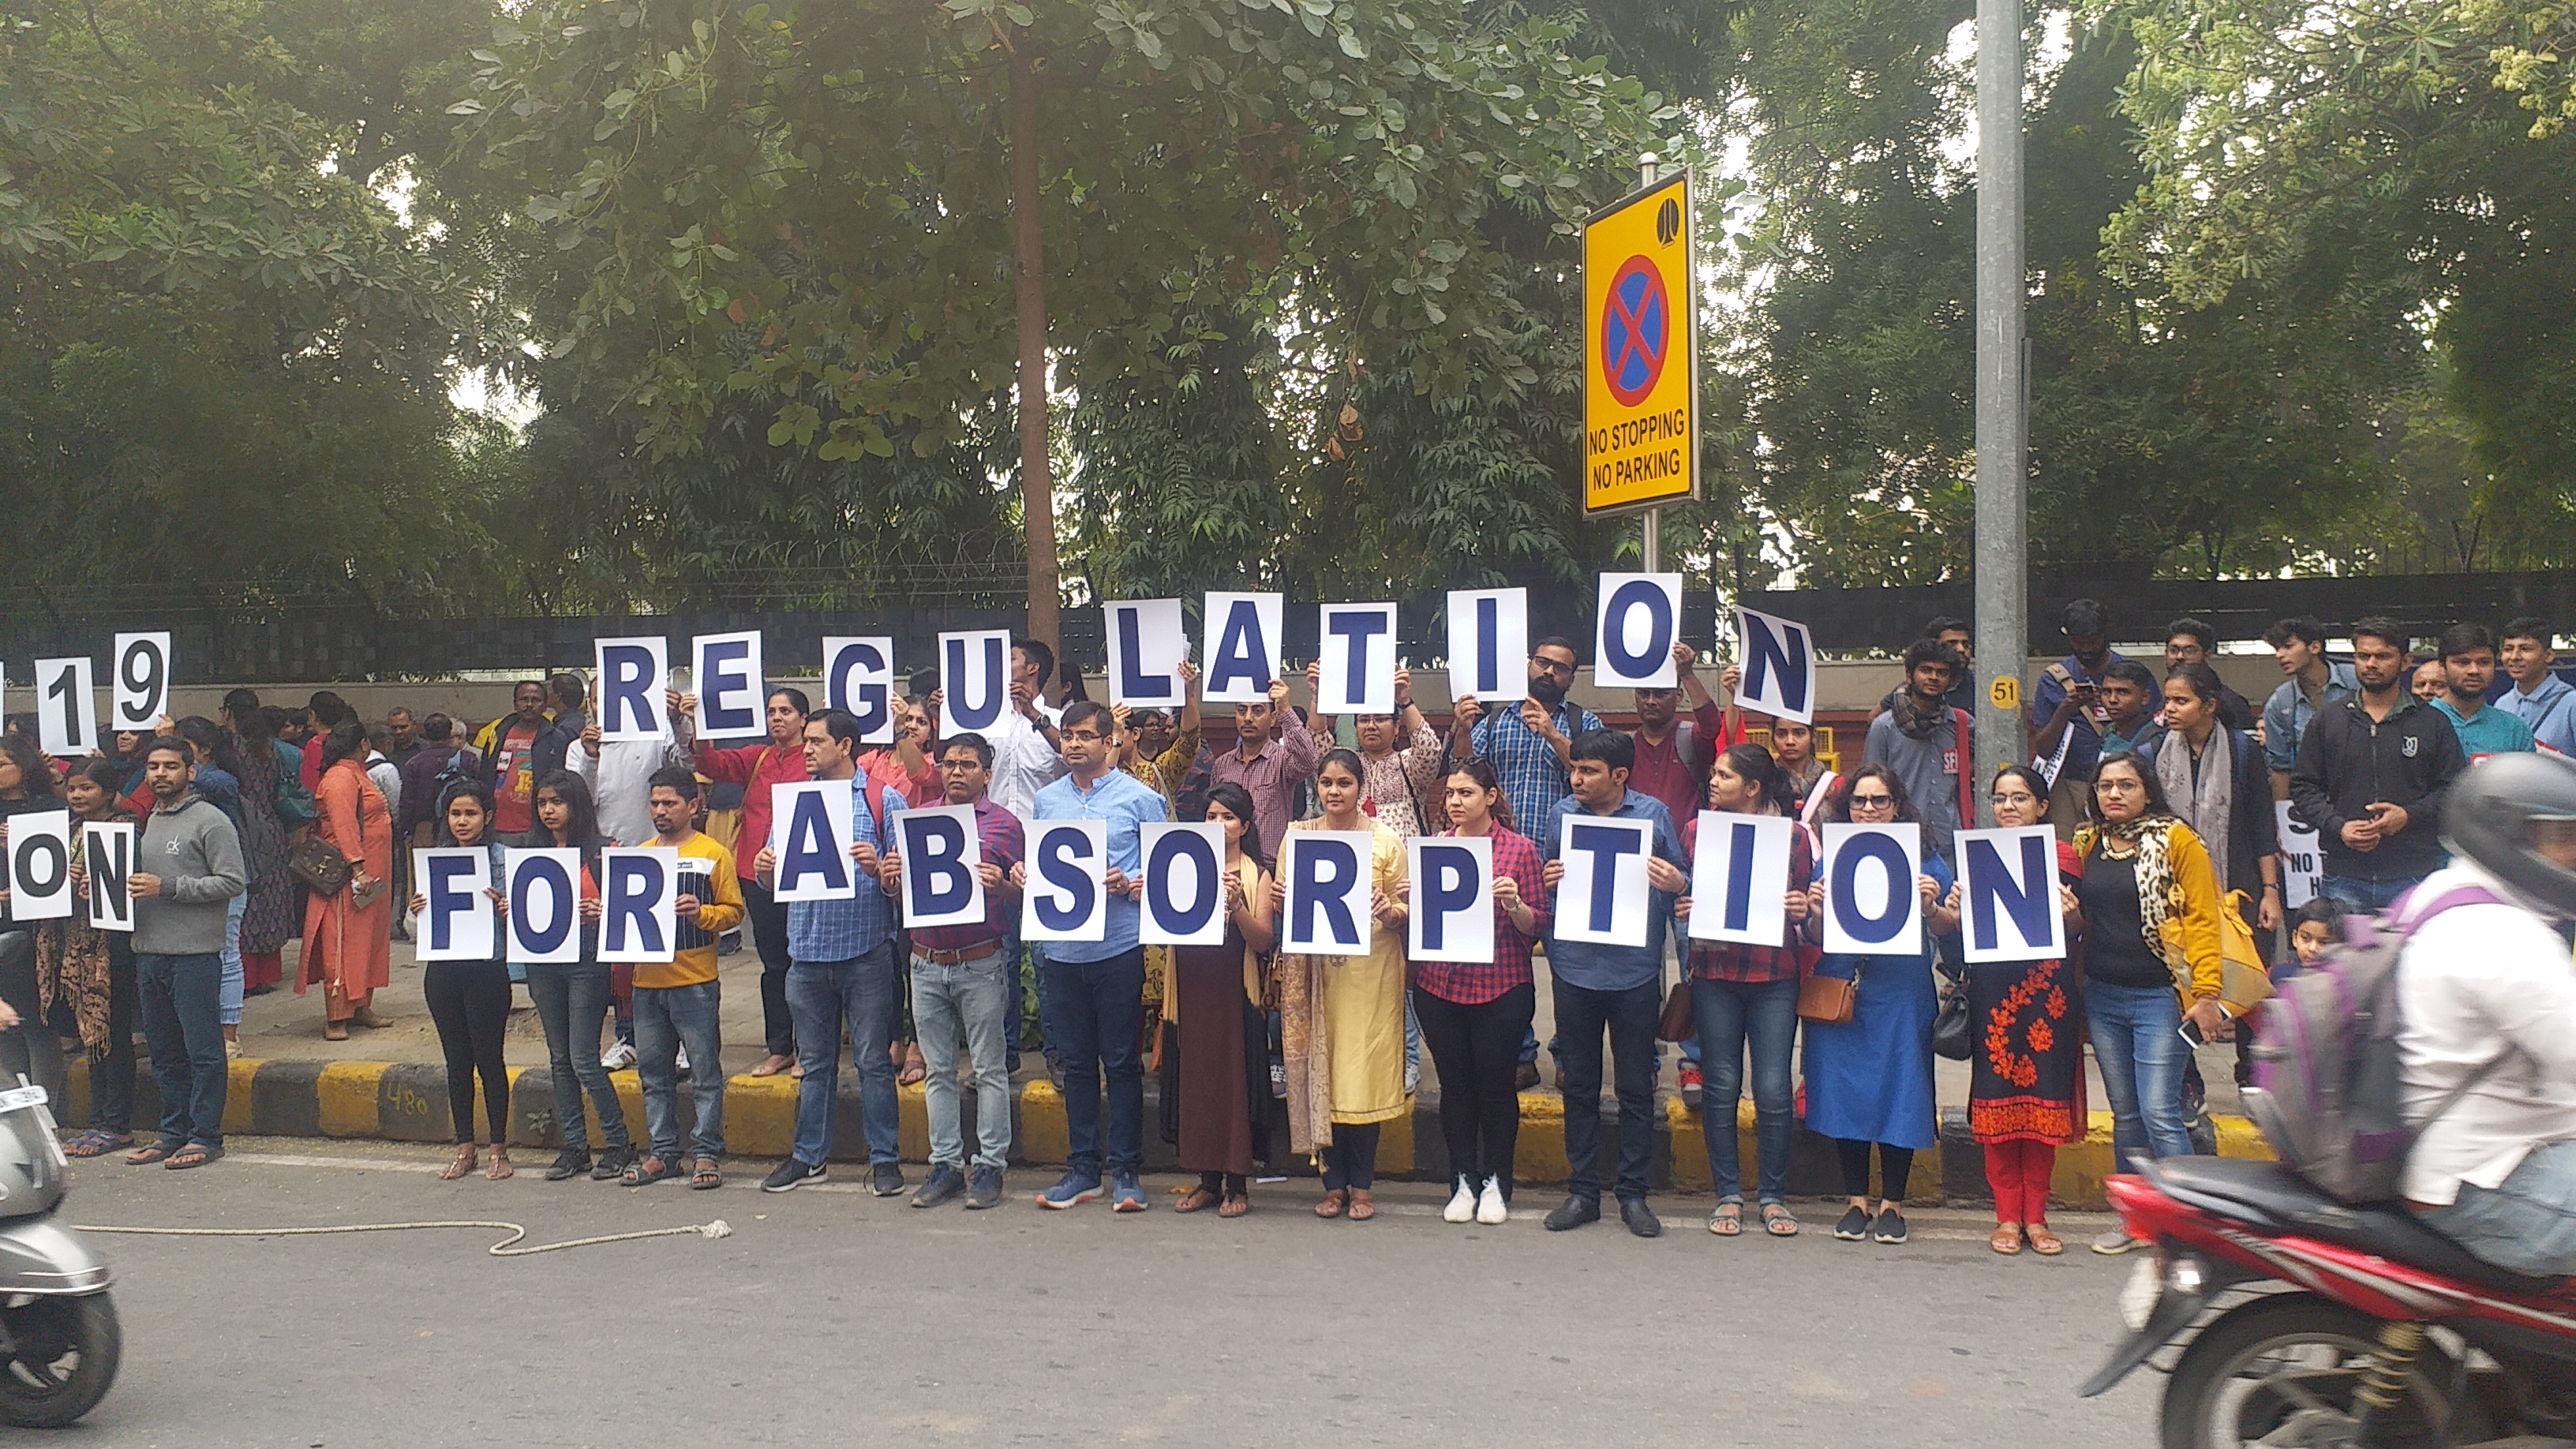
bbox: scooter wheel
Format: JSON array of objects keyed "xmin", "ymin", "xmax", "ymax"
[
  {"xmin": 2159, "ymin": 1294, "xmax": 2468, "ymax": 1449},
  {"xmin": 0, "ymin": 1291, "xmax": 119, "ymax": 1428}
]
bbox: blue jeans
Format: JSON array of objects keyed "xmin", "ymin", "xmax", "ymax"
[
  {"xmin": 2087, "ymin": 979, "xmax": 2195, "ymax": 1173},
  {"xmin": 635, "ymin": 981, "xmax": 724, "ymax": 1162},
  {"xmin": 1552, "ymin": 978, "xmax": 1661, "ymax": 1204},
  {"xmin": 525, "ymin": 960, "xmax": 630, "ymax": 1153},
  {"xmin": 2419, "ymin": 1140, "xmax": 2576, "ymax": 1277},
  {"xmin": 912, "ymin": 947, "xmax": 1014, "ymax": 1170},
  {"xmin": 138, "ymin": 952, "xmax": 227, "ymax": 1151},
  {"xmin": 1692, "ymin": 975, "xmax": 1801, "ymax": 1204},
  {"xmin": 1039, "ymin": 949, "xmax": 1145, "ymax": 1177},
  {"xmin": 2320, "ymin": 873, "xmax": 2420, "ymax": 915},
  {"xmin": 787, "ymin": 945, "xmax": 901, "ymax": 1168},
  {"xmin": 219, "ymin": 893, "xmax": 245, "ymax": 1027}
]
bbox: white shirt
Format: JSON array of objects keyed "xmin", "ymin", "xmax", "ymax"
[
  {"xmin": 987, "ymin": 701, "xmax": 1065, "ymax": 822},
  {"xmin": 2394, "ymin": 862, "xmax": 2576, "ymax": 1204},
  {"xmin": 573, "ymin": 735, "xmax": 687, "ymax": 848},
  {"xmin": 365, "ymin": 753, "xmax": 402, "ymax": 822}
]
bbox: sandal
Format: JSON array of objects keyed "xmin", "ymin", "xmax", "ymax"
[
  {"xmin": 1314, "ymin": 1188, "xmax": 1347, "ymax": 1219},
  {"xmin": 2027, "ymin": 1224, "xmax": 2065, "ymax": 1256},
  {"xmin": 623, "ymin": 1154, "xmax": 677, "ymax": 1186},
  {"xmin": 323, "ymin": 1021, "xmax": 349, "ymax": 1042},
  {"xmin": 1347, "ymin": 1189, "xmax": 1375, "ymax": 1222},
  {"xmin": 440, "ymin": 1144, "xmax": 478, "ymax": 1181},
  {"xmin": 747, "ymin": 1054, "xmax": 793, "ymax": 1078},
  {"xmin": 1173, "ymin": 1186, "xmax": 1221, "ymax": 1214},
  {"xmin": 1709, "ymin": 1201, "xmax": 1744, "ymax": 1237},
  {"xmin": 898, "ymin": 1043, "xmax": 927, "ymax": 1087},
  {"xmin": 691, "ymin": 1158, "xmax": 722, "ymax": 1190},
  {"xmin": 1219, "ymin": 1194, "xmax": 1250, "ymax": 1219},
  {"xmin": 62, "ymin": 1130, "xmax": 132, "ymax": 1159},
  {"xmin": 1990, "ymin": 1223, "xmax": 2025, "ymax": 1256},
  {"xmin": 125, "ymin": 1144, "xmax": 171, "ymax": 1166},
  {"xmin": 485, "ymin": 1148, "xmax": 514, "ymax": 1182},
  {"xmin": 165, "ymin": 1142, "xmax": 222, "ymax": 1170},
  {"xmin": 1761, "ymin": 1203, "xmax": 1800, "ymax": 1237}
]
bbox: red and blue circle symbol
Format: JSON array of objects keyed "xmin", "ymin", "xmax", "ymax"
[{"xmin": 1600, "ymin": 255, "xmax": 1669, "ymax": 407}]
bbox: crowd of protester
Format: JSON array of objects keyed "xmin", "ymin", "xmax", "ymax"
[{"xmin": 0, "ymin": 604, "xmax": 2567, "ymax": 1249}]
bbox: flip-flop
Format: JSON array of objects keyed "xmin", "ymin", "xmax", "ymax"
[
  {"xmin": 165, "ymin": 1143, "xmax": 223, "ymax": 1170},
  {"xmin": 1173, "ymin": 1187, "xmax": 1221, "ymax": 1214},
  {"xmin": 62, "ymin": 1130, "xmax": 131, "ymax": 1159},
  {"xmin": 125, "ymin": 1144, "xmax": 171, "ymax": 1166}
]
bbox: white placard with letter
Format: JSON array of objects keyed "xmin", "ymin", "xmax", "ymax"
[
  {"xmin": 505, "ymin": 848, "xmax": 584, "ymax": 964},
  {"xmin": 414, "ymin": 848, "xmax": 498, "ymax": 962},
  {"xmin": 598, "ymin": 847, "xmax": 679, "ymax": 963},
  {"xmin": 1105, "ymin": 600, "xmax": 1189, "ymax": 708},
  {"xmin": 1316, "ymin": 603, "xmax": 1399, "ymax": 715},
  {"xmin": 1021, "ymin": 818, "xmax": 1108, "ymax": 944},
  {"xmin": 822, "ymin": 636, "xmax": 897, "ymax": 745},
  {"xmin": 36, "ymin": 657, "xmax": 96, "ymax": 758},
  {"xmin": 2277, "ymin": 803, "xmax": 2323, "ymax": 909},
  {"xmin": 896, "ymin": 804, "xmax": 984, "ymax": 929},
  {"xmin": 81, "ymin": 821, "xmax": 134, "ymax": 933},
  {"xmin": 1554, "ymin": 813, "xmax": 1655, "ymax": 947},
  {"xmin": 691, "ymin": 631, "xmax": 767, "ymax": 741},
  {"xmin": 1279, "ymin": 829, "xmax": 1376, "ymax": 957},
  {"xmin": 1408, "ymin": 835, "xmax": 1495, "ymax": 964},
  {"xmin": 768, "ymin": 781, "xmax": 856, "ymax": 903},
  {"xmin": 1446, "ymin": 588, "xmax": 1528, "ymax": 703},
  {"xmin": 1686, "ymin": 811, "xmax": 1795, "ymax": 946},
  {"xmin": 1594, "ymin": 573, "xmax": 1682, "ymax": 688},
  {"xmin": 595, "ymin": 638, "xmax": 671, "ymax": 743},
  {"xmin": 1956, "ymin": 826, "xmax": 2065, "ymax": 964},
  {"xmin": 1733, "ymin": 606, "xmax": 1815, "ymax": 724},
  {"xmin": 939, "ymin": 629, "xmax": 1013, "ymax": 738},
  {"xmin": 1821, "ymin": 822, "xmax": 1924, "ymax": 957},
  {"xmin": 6, "ymin": 810, "xmax": 71, "ymax": 923},
  {"xmin": 1138, "ymin": 822, "xmax": 1227, "ymax": 948},
  {"xmin": 1202, "ymin": 591, "xmax": 1284, "ymax": 705},
  {"xmin": 111, "ymin": 631, "xmax": 173, "ymax": 732}
]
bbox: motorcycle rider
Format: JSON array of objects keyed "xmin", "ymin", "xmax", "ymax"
[{"xmin": 2397, "ymin": 751, "xmax": 2576, "ymax": 1278}]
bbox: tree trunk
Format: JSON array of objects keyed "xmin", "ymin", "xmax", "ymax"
[{"xmin": 1009, "ymin": 44, "xmax": 1061, "ymax": 666}]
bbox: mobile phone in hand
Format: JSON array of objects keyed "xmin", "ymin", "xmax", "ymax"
[{"xmin": 2177, "ymin": 1004, "xmax": 2233, "ymax": 1048}]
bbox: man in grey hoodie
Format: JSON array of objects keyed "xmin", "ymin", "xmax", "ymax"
[{"xmin": 128, "ymin": 738, "xmax": 245, "ymax": 1169}]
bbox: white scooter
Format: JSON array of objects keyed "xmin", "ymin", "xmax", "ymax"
[{"xmin": 0, "ymin": 930, "xmax": 117, "ymax": 1427}]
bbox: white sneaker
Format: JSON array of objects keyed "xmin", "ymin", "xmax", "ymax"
[
  {"xmin": 675, "ymin": 1044, "xmax": 692, "ymax": 1076},
  {"xmin": 1443, "ymin": 1178, "xmax": 1478, "ymax": 1223},
  {"xmin": 1476, "ymin": 1176, "xmax": 1508, "ymax": 1225},
  {"xmin": 600, "ymin": 1041, "xmax": 636, "ymax": 1071}
]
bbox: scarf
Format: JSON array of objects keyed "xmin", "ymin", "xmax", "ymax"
[
  {"xmin": 2084, "ymin": 815, "xmax": 2185, "ymax": 968},
  {"xmin": 2157, "ymin": 730, "xmax": 2234, "ymax": 893},
  {"xmin": 1889, "ymin": 692, "xmax": 1949, "ymax": 740}
]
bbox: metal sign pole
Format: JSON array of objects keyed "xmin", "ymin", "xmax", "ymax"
[{"xmin": 1639, "ymin": 152, "xmax": 1663, "ymax": 574}]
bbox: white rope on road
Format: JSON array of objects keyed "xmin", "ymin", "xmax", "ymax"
[{"xmin": 72, "ymin": 1219, "xmax": 732, "ymax": 1256}]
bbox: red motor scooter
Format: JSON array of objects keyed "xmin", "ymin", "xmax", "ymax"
[{"xmin": 2080, "ymin": 1155, "xmax": 2576, "ymax": 1448}]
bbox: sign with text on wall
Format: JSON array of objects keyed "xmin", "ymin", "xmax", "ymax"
[{"xmin": 1582, "ymin": 169, "xmax": 1698, "ymax": 518}]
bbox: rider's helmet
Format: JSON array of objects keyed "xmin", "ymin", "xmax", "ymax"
[{"xmin": 2441, "ymin": 750, "xmax": 2576, "ymax": 921}]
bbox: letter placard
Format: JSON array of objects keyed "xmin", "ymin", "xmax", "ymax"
[
  {"xmin": 598, "ymin": 847, "xmax": 679, "ymax": 963},
  {"xmin": 1408, "ymin": 836, "xmax": 1494, "ymax": 964},
  {"xmin": 1201, "ymin": 592, "xmax": 1283, "ymax": 704},
  {"xmin": 1139, "ymin": 822, "xmax": 1226, "ymax": 948},
  {"xmin": 769, "ymin": 781, "xmax": 856, "ymax": 903},
  {"xmin": 1821, "ymin": 823, "xmax": 1923, "ymax": 957},
  {"xmin": 36, "ymin": 657, "xmax": 97, "ymax": 758},
  {"xmin": 1594, "ymin": 574, "xmax": 1682, "ymax": 688},
  {"xmin": 939, "ymin": 629, "xmax": 1013, "ymax": 737},
  {"xmin": 1687, "ymin": 811, "xmax": 1795, "ymax": 945},
  {"xmin": 1446, "ymin": 588, "xmax": 1528, "ymax": 703},
  {"xmin": 415, "ymin": 848, "xmax": 497, "ymax": 962},
  {"xmin": 822, "ymin": 636, "xmax": 897, "ymax": 744},
  {"xmin": 1105, "ymin": 600, "xmax": 1188, "ymax": 707},
  {"xmin": 6, "ymin": 810, "xmax": 71, "ymax": 923},
  {"xmin": 1022, "ymin": 818, "xmax": 1108, "ymax": 944},
  {"xmin": 1279, "ymin": 829, "xmax": 1375, "ymax": 957},
  {"xmin": 1316, "ymin": 603, "xmax": 1399, "ymax": 715},
  {"xmin": 595, "ymin": 638, "xmax": 671, "ymax": 742},
  {"xmin": 897, "ymin": 804, "xmax": 983, "ymax": 929},
  {"xmin": 1555, "ymin": 814, "xmax": 1655, "ymax": 947},
  {"xmin": 1956, "ymin": 826, "xmax": 2064, "ymax": 963},
  {"xmin": 691, "ymin": 631, "xmax": 766, "ymax": 741},
  {"xmin": 82, "ymin": 821, "xmax": 134, "ymax": 934},
  {"xmin": 506, "ymin": 848, "xmax": 583, "ymax": 964},
  {"xmin": 2277, "ymin": 803, "xmax": 2322, "ymax": 909},
  {"xmin": 1733, "ymin": 606, "xmax": 1814, "ymax": 724},
  {"xmin": 111, "ymin": 631, "xmax": 172, "ymax": 732}
]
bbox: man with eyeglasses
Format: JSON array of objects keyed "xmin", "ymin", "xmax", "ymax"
[
  {"xmin": 875, "ymin": 732, "xmax": 1024, "ymax": 1210},
  {"xmin": 1448, "ymin": 635, "xmax": 1604, "ymax": 838}
]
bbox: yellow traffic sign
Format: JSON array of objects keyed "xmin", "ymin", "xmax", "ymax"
[{"xmin": 1582, "ymin": 170, "xmax": 1698, "ymax": 517}]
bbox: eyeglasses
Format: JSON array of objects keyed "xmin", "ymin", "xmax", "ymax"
[
  {"xmin": 1990, "ymin": 790, "xmax": 2039, "ymax": 806},
  {"xmin": 938, "ymin": 759, "xmax": 983, "ymax": 771},
  {"xmin": 1533, "ymin": 658, "xmax": 1577, "ymax": 676},
  {"xmin": 1848, "ymin": 792, "xmax": 1896, "ymax": 808},
  {"xmin": 1060, "ymin": 730, "xmax": 1106, "ymax": 744}
]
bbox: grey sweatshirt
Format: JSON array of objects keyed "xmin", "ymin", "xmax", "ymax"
[{"xmin": 134, "ymin": 793, "xmax": 247, "ymax": 956}]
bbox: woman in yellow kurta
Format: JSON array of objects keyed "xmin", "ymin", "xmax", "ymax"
[
  {"xmin": 1271, "ymin": 748, "xmax": 1408, "ymax": 1221},
  {"xmin": 299, "ymin": 720, "xmax": 394, "ymax": 1040}
]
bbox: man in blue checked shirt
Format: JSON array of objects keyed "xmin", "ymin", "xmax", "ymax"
[
  {"xmin": 751, "ymin": 709, "xmax": 910, "ymax": 1196},
  {"xmin": 1010, "ymin": 699, "xmax": 1169, "ymax": 1213}
]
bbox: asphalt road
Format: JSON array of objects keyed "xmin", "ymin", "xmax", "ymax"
[{"xmin": 55, "ymin": 1139, "xmax": 2162, "ymax": 1447}]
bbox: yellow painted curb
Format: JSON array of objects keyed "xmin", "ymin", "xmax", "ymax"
[
  {"xmin": 1017, "ymin": 1080, "xmax": 1068, "ymax": 1165},
  {"xmin": 720, "ymin": 1073, "xmax": 799, "ymax": 1159},
  {"xmin": 315, "ymin": 1061, "xmax": 388, "ymax": 1137}
]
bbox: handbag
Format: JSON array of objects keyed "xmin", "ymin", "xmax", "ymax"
[
  {"xmin": 1796, "ymin": 968, "xmax": 1858, "ymax": 1025},
  {"xmin": 1655, "ymin": 979, "xmax": 1695, "ymax": 1043},
  {"xmin": 2159, "ymin": 887, "xmax": 2276, "ymax": 1019},
  {"xmin": 1932, "ymin": 983, "xmax": 1972, "ymax": 1061},
  {"xmin": 286, "ymin": 834, "xmax": 351, "ymax": 897}
]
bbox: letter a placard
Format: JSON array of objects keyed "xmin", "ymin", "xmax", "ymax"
[{"xmin": 1582, "ymin": 169, "xmax": 1698, "ymax": 518}]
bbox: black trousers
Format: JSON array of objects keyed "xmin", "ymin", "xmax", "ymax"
[
  {"xmin": 741, "ymin": 876, "xmax": 795, "ymax": 1058},
  {"xmin": 1552, "ymin": 977, "xmax": 1660, "ymax": 1204},
  {"xmin": 89, "ymin": 935, "xmax": 138, "ymax": 1134},
  {"xmin": 425, "ymin": 960, "xmax": 513, "ymax": 1145},
  {"xmin": 1413, "ymin": 983, "xmax": 1533, "ymax": 1199}
]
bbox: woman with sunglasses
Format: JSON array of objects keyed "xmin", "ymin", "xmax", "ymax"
[{"xmin": 1800, "ymin": 762, "xmax": 1960, "ymax": 1245}]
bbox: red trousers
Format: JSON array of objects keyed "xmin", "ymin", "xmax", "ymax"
[{"xmin": 1983, "ymin": 1139, "xmax": 2057, "ymax": 1224}]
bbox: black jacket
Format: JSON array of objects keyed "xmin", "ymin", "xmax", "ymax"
[{"xmin": 2287, "ymin": 692, "xmax": 2467, "ymax": 885}]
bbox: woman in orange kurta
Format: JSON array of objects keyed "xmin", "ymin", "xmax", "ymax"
[{"xmin": 301, "ymin": 720, "xmax": 394, "ymax": 1039}]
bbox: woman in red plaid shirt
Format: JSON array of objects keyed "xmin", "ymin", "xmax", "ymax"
[{"xmin": 1412, "ymin": 760, "xmax": 1552, "ymax": 1226}]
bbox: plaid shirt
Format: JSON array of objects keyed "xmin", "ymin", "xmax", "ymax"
[
  {"xmin": 907, "ymin": 796, "xmax": 1026, "ymax": 954},
  {"xmin": 1470, "ymin": 697, "xmax": 1603, "ymax": 831},
  {"xmin": 1412, "ymin": 826, "xmax": 1553, "ymax": 1005},
  {"xmin": 784, "ymin": 778, "xmax": 908, "ymax": 962},
  {"xmin": 1683, "ymin": 816, "xmax": 1817, "ymax": 984}
]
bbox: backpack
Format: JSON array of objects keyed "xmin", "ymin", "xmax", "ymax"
[{"xmin": 2244, "ymin": 884, "xmax": 2518, "ymax": 1204}]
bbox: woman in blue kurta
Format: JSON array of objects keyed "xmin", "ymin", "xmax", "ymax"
[{"xmin": 1799, "ymin": 762, "xmax": 1960, "ymax": 1245}]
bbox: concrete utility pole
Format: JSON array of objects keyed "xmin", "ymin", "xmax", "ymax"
[
  {"xmin": 1971, "ymin": 0, "xmax": 2027, "ymax": 827},
  {"xmin": 1009, "ymin": 41, "xmax": 1061, "ymax": 665}
]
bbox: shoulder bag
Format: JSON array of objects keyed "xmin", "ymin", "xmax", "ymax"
[{"xmin": 1797, "ymin": 964, "xmax": 1859, "ymax": 1025}]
